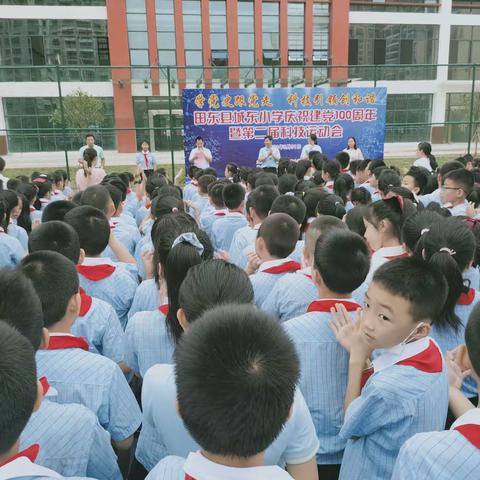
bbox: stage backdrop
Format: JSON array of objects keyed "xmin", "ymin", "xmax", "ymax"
[{"xmin": 182, "ymin": 87, "xmax": 387, "ymax": 176}]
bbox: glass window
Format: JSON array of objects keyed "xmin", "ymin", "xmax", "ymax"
[
  {"xmin": 158, "ymin": 50, "xmax": 176, "ymax": 66},
  {"xmin": 183, "ymin": 0, "xmax": 202, "ymax": 80},
  {"xmin": 128, "ymin": 31, "xmax": 149, "ymax": 49},
  {"xmin": 156, "ymin": 14, "xmax": 175, "ymax": 32},
  {"xmin": 449, "ymin": 26, "xmax": 480, "ymax": 80},
  {"xmin": 183, "ymin": 0, "xmax": 201, "ymax": 15},
  {"xmin": 0, "ymin": 0, "xmax": 105, "ymax": 4},
  {"xmin": 127, "ymin": 14, "xmax": 147, "ymax": 31},
  {"xmin": 351, "ymin": 0, "xmax": 438, "ymax": 13},
  {"xmin": 126, "ymin": 0, "xmax": 146, "ymax": 13},
  {"xmin": 155, "ymin": 0, "xmax": 174, "ymax": 13},
  {"xmin": 210, "ymin": 1, "xmax": 227, "ymax": 52},
  {"xmin": 130, "ymin": 49, "xmax": 149, "ymax": 65},
  {"xmin": 263, "ymin": 3, "xmax": 279, "ymax": 55},
  {"xmin": 238, "ymin": 33, "xmax": 254, "ymax": 50},
  {"xmin": 157, "ymin": 32, "xmax": 176, "ymax": 47},
  {"xmin": 238, "ymin": 0, "xmax": 253, "ymax": 15}
]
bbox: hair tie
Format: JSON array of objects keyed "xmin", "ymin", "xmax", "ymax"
[
  {"xmin": 171, "ymin": 232, "xmax": 204, "ymax": 256},
  {"xmin": 171, "ymin": 207, "xmax": 179, "ymax": 213},
  {"xmin": 420, "ymin": 228, "xmax": 430, "ymax": 235},
  {"xmin": 285, "ymin": 191, "xmax": 295, "ymax": 196},
  {"xmin": 439, "ymin": 247, "xmax": 456, "ymax": 256}
]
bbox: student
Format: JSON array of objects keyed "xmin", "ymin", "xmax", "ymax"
[
  {"xmin": 361, "ymin": 160, "xmax": 386, "ymax": 197},
  {"xmin": 303, "ymin": 188, "xmax": 329, "ymax": 226},
  {"xmin": 322, "ymin": 160, "xmax": 341, "ymax": 192},
  {"xmin": 439, "ymin": 168, "xmax": 474, "ymax": 216},
  {"xmin": 363, "ymin": 196, "xmax": 416, "ymax": 283},
  {"xmin": 183, "ymin": 165, "xmax": 201, "ymax": 203},
  {"xmin": 414, "ymin": 141, "xmax": 437, "ymax": 173},
  {"xmin": 187, "ymin": 174, "xmax": 216, "ymax": 220},
  {"xmin": 50, "ymin": 170, "xmax": 67, "ymax": 202},
  {"xmin": 352, "ymin": 160, "xmax": 370, "ymax": 188},
  {"xmin": 330, "ymin": 257, "xmax": 449, "ymax": 480},
  {"xmin": 263, "ymin": 216, "xmax": 348, "ymax": 322},
  {"xmin": 334, "ymin": 173, "xmax": 354, "ymax": 210},
  {"xmin": 0, "ymin": 269, "xmax": 121, "ymax": 479},
  {"xmin": 199, "ymin": 180, "xmax": 228, "ymax": 237},
  {"xmin": 401, "ymin": 210, "xmax": 444, "ymax": 254},
  {"xmin": 316, "ymin": 194, "xmax": 347, "ymax": 220},
  {"xmin": 224, "ymin": 162, "xmax": 239, "ymax": 181},
  {"xmin": 247, "ymin": 213, "xmax": 301, "ymax": 308},
  {"xmin": 64, "ymin": 205, "xmax": 138, "ymax": 329},
  {"xmin": 18, "ymin": 182, "xmax": 42, "ymax": 225},
  {"xmin": 0, "ymin": 155, "xmax": 9, "ymax": 188},
  {"xmin": 125, "ymin": 220, "xmax": 213, "ymax": 378},
  {"xmin": 76, "ymin": 147, "xmax": 106, "ymax": 191},
  {"xmin": 78, "ymin": 132, "xmax": 106, "ymax": 168},
  {"xmin": 19, "ymin": 251, "xmax": 141, "ymax": 454},
  {"xmin": 335, "ymin": 151, "xmax": 351, "ymax": 174},
  {"xmin": 345, "ymin": 205, "xmax": 369, "ymax": 237},
  {"xmin": 145, "ymin": 305, "xmax": 304, "ymax": 480},
  {"xmin": 402, "ymin": 166, "xmax": 431, "ymax": 197},
  {"xmin": 300, "ymin": 133, "xmax": 322, "ymax": 160},
  {"xmin": 0, "ymin": 189, "xmax": 28, "ymax": 250},
  {"xmin": 135, "ymin": 174, "xmax": 169, "ymax": 227},
  {"xmin": 278, "ymin": 174, "xmax": 299, "ymax": 195},
  {"xmin": 0, "ymin": 198, "xmax": 25, "ymax": 268},
  {"xmin": 211, "ymin": 183, "xmax": 247, "ymax": 252},
  {"xmin": 41, "ymin": 199, "xmax": 76, "ymax": 223},
  {"xmin": 378, "ymin": 168, "xmax": 401, "ymax": 198},
  {"xmin": 28, "ymin": 220, "xmax": 127, "ymax": 368},
  {"xmin": 343, "ymin": 136, "xmax": 364, "ymax": 162},
  {"xmin": 392, "ymin": 303, "xmax": 480, "ymax": 479},
  {"xmin": 33, "ymin": 177, "xmax": 53, "ymax": 212},
  {"xmin": 229, "ymin": 185, "xmax": 279, "ymax": 269},
  {"xmin": 350, "ymin": 187, "xmax": 371, "ymax": 207},
  {"xmin": 136, "ymin": 140, "xmax": 157, "ymax": 178},
  {"xmin": 285, "ymin": 229, "xmax": 370, "ymax": 479}
]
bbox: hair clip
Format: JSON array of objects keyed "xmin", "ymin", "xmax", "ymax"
[
  {"xmin": 171, "ymin": 232, "xmax": 204, "ymax": 256},
  {"xmin": 171, "ymin": 207, "xmax": 179, "ymax": 213},
  {"xmin": 285, "ymin": 191, "xmax": 295, "ymax": 196},
  {"xmin": 439, "ymin": 247, "xmax": 456, "ymax": 256},
  {"xmin": 420, "ymin": 228, "xmax": 430, "ymax": 235}
]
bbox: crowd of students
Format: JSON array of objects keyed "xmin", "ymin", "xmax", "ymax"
[{"xmin": 1, "ymin": 143, "xmax": 480, "ymax": 480}]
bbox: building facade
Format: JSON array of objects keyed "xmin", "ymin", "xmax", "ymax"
[{"xmin": 0, "ymin": 0, "xmax": 478, "ymax": 154}]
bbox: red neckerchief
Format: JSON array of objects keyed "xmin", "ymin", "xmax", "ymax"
[
  {"xmin": 454, "ymin": 424, "xmax": 480, "ymax": 449},
  {"xmin": 304, "ymin": 273, "xmax": 312, "ymax": 279},
  {"xmin": 185, "ymin": 475, "xmax": 195, "ymax": 480},
  {"xmin": 262, "ymin": 261, "xmax": 301, "ymax": 275},
  {"xmin": 146, "ymin": 201, "xmax": 151, "ymax": 210},
  {"xmin": 76, "ymin": 264, "xmax": 116, "ymax": 281},
  {"xmin": 29, "ymin": 206, "xmax": 36, "ymax": 213},
  {"xmin": 307, "ymin": 299, "xmax": 360, "ymax": 313},
  {"xmin": 214, "ymin": 211, "xmax": 226, "ymax": 216},
  {"xmin": 361, "ymin": 340, "xmax": 443, "ymax": 389},
  {"xmin": 47, "ymin": 335, "xmax": 89, "ymax": 351},
  {"xmin": 384, "ymin": 252, "xmax": 409, "ymax": 261},
  {"xmin": 341, "ymin": 167, "xmax": 349, "ymax": 173},
  {"xmin": 39, "ymin": 376, "xmax": 50, "ymax": 396},
  {"xmin": 191, "ymin": 180, "xmax": 198, "ymax": 187},
  {"xmin": 159, "ymin": 304, "xmax": 169, "ymax": 316},
  {"xmin": 143, "ymin": 152, "xmax": 149, "ymax": 169},
  {"xmin": 79, "ymin": 287, "xmax": 93, "ymax": 316},
  {"xmin": 0, "ymin": 444, "xmax": 40, "ymax": 467},
  {"xmin": 326, "ymin": 181, "xmax": 334, "ymax": 190},
  {"xmin": 458, "ymin": 288, "xmax": 476, "ymax": 305}
]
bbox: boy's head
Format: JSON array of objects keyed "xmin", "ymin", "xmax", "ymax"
[
  {"xmin": 64, "ymin": 206, "xmax": 110, "ymax": 256},
  {"xmin": 80, "ymin": 185, "xmax": 115, "ymax": 217},
  {"xmin": 304, "ymin": 216, "xmax": 347, "ymax": 265},
  {"xmin": 0, "ymin": 321, "xmax": 40, "ymax": 458},
  {"xmin": 353, "ymin": 159, "xmax": 370, "ymax": 185},
  {"xmin": 438, "ymin": 160, "xmax": 465, "ymax": 185},
  {"xmin": 366, "ymin": 159, "xmax": 386, "ymax": 178},
  {"xmin": 270, "ymin": 194, "xmax": 307, "ymax": 225},
  {"xmin": 207, "ymin": 181, "xmax": 226, "ymax": 209},
  {"xmin": 313, "ymin": 229, "xmax": 370, "ymax": 294},
  {"xmin": 278, "ymin": 174, "xmax": 298, "ymax": 195},
  {"xmin": 402, "ymin": 166, "xmax": 431, "ymax": 196},
  {"xmin": 0, "ymin": 269, "xmax": 44, "ymax": 351},
  {"xmin": 104, "ymin": 184, "xmax": 123, "ymax": 214},
  {"xmin": 256, "ymin": 213, "xmax": 299, "ymax": 259},
  {"xmin": 198, "ymin": 174, "xmax": 217, "ymax": 195},
  {"xmin": 41, "ymin": 200, "xmax": 76, "ymax": 223},
  {"xmin": 28, "ymin": 221, "xmax": 81, "ymax": 264},
  {"xmin": 335, "ymin": 151, "xmax": 350, "ymax": 170},
  {"xmin": 19, "ymin": 251, "xmax": 80, "ymax": 328},
  {"xmin": 321, "ymin": 160, "xmax": 341, "ymax": 182},
  {"xmin": 0, "ymin": 156, "xmax": 5, "ymax": 172},
  {"xmin": 175, "ymin": 304, "xmax": 299, "ymax": 458},
  {"xmin": 141, "ymin": 140, "xmax": 149, "ymax": 151},
  {"xmin": 440, "ymin": 168, "xmax": 474, "ymax": 206},
  {"xmin": 364, "ymin": 257, "xmax": 447, "ymax": 350},
  {"xmin": 223, "ymin": 183, "xmax": 245, "ymax": 210},
  {"xmin": 246, "ymin": 185, "xmax": 279, "ymax": 222},
  {"xmin": 378, "ymin": 168, "xmax": 401, "ymax": 196}
]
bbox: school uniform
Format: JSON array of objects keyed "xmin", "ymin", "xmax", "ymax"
[
  {"xmin": 108, "ymin": 218, "xmax": 140, "ymax": 256},
  {"xmin": 124, "ymin": 189, "xmax": 140, "ymax": 217},
  {"xmin": 21, "ymin": 398, "xmax": 121, "ymax": 479},
  {"xmin": 30, "ymin": 206, "xmax": 43, "ymax": 224},
  {"xmin": 137, "ymin": 363, "xmax": 318, "ymax": 471},
  {"xmin": 146, "ymin": 451, "xmax": 295, "ymax": 480},
  {"xmin": 200, "ymin": 208, "xmax": 228, "ymax": 238},
  {"xmin": 229, "ymin": 223, "xmax": 261, "ymax": 269},
  {"xmin": 124, "ymin": 305, "xmax": 175, "ymax": 378},
  {"xmin": 418, "ymin": 188, "xmax": 441, "ymax": 208},
  {"xmin": 291, "ymin": 240, "xmax": 304, "ymax": 263},
  {"xmin": 50, "ymin": 189, "xmax": 67, "ymax": 202},
  {"xmin": 77, "ymin": 257, "xmax": 138, "ymax": 329},
  {"xmin": 464, "ymin": 265, "xmax": 480, "ymax": 291},
  {"xmin": 392, "ymin": 408, "xmax": 480, "ymax": 480},
  {"xmin": 445, "ymin": 199, "xmax": 469, "ymax": 217},
  {"xmin": 190, "ymin": 193, "xmax": 210, "ymax": 218},
  {"xmin": 0, "ymin": 226, "xmax": 26, "ymax": 268},
  {"xmin": 285, "ymin": 298, "xmax": 362, "ymax": 465},
  {"xmin": 183, "ymin": 180, "xmax": 198, "ymax": 203},
  {"xmin": 72, "ymin": 288, "xmax": 125, "ymax": 364},
  {"xmin": 128, "ymin": 278, "xmax": 161, "ymax": 319},
  {"xmin": 8, "ymin": 221, "xmax": 28, "ymax": 250},
  {"xmin": 211, "ymin": 212, "xmax": 248, "ymax": 252},
  {"xmin": 338, "ymin": 337, "xmax": 448, "ymax": 480},
  {"xmin": 136, "ymin": 151, "xmax": 156, "ymax": 176},
  {"xmin": 323, "ymin": 180, "xmax": 334, "ymax": 192},
  {"xmin": 136, "ymin": 204, "xmax": 150, "ymax": 227},
  {"xmin": 134, "ymin": 237, "xmax": 154, "ymax": 281},
  {"xmin": 36, "ymin": 333, "xmax": 142, "ymax": 443},
  {"xmin": 358, "ymin": 180, "xmax": 376, "ymax": 196},
  {"xmin": 365, "ymin": 245, "xmax": 408, "ymax": 284}
]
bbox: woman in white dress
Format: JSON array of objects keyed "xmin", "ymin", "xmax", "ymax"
[
  {"xmin": 300, "ymin": 133, "xmax": 322, "ymax": 160},
  {"xmin": 343, "ymin": 136, "xmax": 364, "ymax": 162},
  {"xmin": 413, "ymin": 141, "xmax": 437, "ymax": 173}
]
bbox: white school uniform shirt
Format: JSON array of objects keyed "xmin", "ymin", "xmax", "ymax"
[
  {"xmin": 339, "ymin": 337, "xmax": 448, "ymax": 480},
  {"xmin": 344, "ymin": 148, "xmax": 364, "ymax": 162},
  {"xmin": 445, "ymin": 199, "xmax": 469, "ymax": 217},
  {"xmin": 21, "ymin": 398, "xmax": 121, "ymax": 479},
  {"xmin": 211, "ymin": 212, "xmax": 248, "ymax": 252},
  {"xmin": 146, "ymin": 451, "xmax": 295, "ymax": 480},
  {"xmin": 392, "ymin": 408, "xmax": 480, "ymax": 480},
  {"xmin": 300, "ymin": 143, "xmax": 322, "ymax": 160},
  {"xmin": 128, "ymin": 278, "xmax": 161, "ymax": 319},
  {"xmin": 0, "ymin": 172, "xmax": 9, "ymax": 188},
  {"xmin": 136, "ymin": 363, "xmax": 318, "ymax": 472},
  {"xmin": 35, "ymin": 333, "xmax": 142, "ymax": 442},
  {"xmin": 365, "ymin": 245, "xmax": 407, "ymax": 284},
  {"xmin": 200, "ymin": 208, "xmax": 228, "ymax": 238},
  {"xmin": 229, "ymin": 223, "xmax": 261, "ymax": 269},
  {"xmin": 189, "ymin": 147, "xmax": 212, "ymax": 169},
  {"xmin": 418, "ymin": 188, "xmax": 441, "ymax": 208},
  {"xmin": 8, "ymin": 222, "xmax": 28, "ymax": 251},
  {"xmin": 183, "ymin": 181, "xmax": 198, "ymax": 203},
  {"xmin": 413, "ymin": 157, "xmax": 433, "ymax": 172},
  {"xmin": 464, "ymin": 265, "xmax": 480, "ymax": 291},
  {"xmin": 0, "ymin": 227, "xmax": 26, "ymax": 268}
]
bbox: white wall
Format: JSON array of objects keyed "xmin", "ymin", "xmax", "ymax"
[{"xmin": 0, "ymin": 6, "xmax": 106, "ymax": 20}]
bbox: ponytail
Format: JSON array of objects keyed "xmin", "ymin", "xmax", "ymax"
[{"xmin": 418, "ymin": 142, "xmax": 437, "ymax": 172}]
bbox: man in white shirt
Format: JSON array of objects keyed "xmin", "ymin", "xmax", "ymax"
[
  {"xmin": 257, "ymin": 135, "xmax": 281, "ymax": 173},
  {"xmin": 0, "ymin": 156, "xmax": 9, "ymax": 189},
  {"xmin": 188, "ymin": 136, "xmax": 213, "ymax": 169},
  {"xmin": 78, "ymin": 133, "xmax": 105, "ymax": 168}
]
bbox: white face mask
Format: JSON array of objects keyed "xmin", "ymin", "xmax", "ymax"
[
  {"xmin": 401, "ymin": 321, "xmax": 425, "ymax": 346},
  {"xmin": 374, "ymin": 321, "xmax": 425, "ymax": 358}
]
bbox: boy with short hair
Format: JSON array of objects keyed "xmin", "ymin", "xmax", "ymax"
[
  {"xmin": 440, "ymin": 168, "xmax": 474, "ymax": 216},
  {"xmin": 41, "ymin": 200, "xmax": 76, "ymax": 223},
  {"xmin": 247, "ymin": 213, "xmax": 301, "ymax": 308},
  {"xmin": 330, "ymin": 257, "xmax": 449, "ymax": 480},
  {"xmin": 19, "ymin": 251, "xmax": 141, "ymax": 453},
  {"xmin": 64, "ymin": 206, "xmax": 137, "ymax": 328},
  {"xmin": 402, "ymin": 166, "xmax": 431, "ymax": 197},
  {"xmin": 284, "ymin": 230, "xmax": 370, "ymax": 478},
  {"xmin": 187, "ymin": 174, "xmax": 217, "ymax": 220},
  {"xmin": 335, "ymin": 152, "xmax": 351, "ymax": 174},
  {"xmin": 146, "ymin": 304, "xmax": 301, "ymax": 480},
  {"xmin": 392, "ymin": 303, "xmax": 480, "ymax": 479},
  {"xmin": 229, "ymin": 184, "xmax": 279, "ymax": 268},
  {"xmin": 211, "ymin": 183, "xmax": 247, "ymax": 252},
  {"xmin": 199, "ymin": 180, "xmax": 228, "ymax": 236}
]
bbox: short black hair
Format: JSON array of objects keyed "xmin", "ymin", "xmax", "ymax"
[
  {"xmin": 345, "ymin": 205, "xmax": 369, "ymax": 236},
  {"xmin": 41, "ymin": 200, "xmax": 76, "ymax": 223},
  {"xmin": 270, "ymin": 194, "xmax": 307, "ymax": 225},
  {"xmin": 278, "ymin": 174, "xmax": 298, "ymax": 195},
  {"xmin": 335, "ymin": 151, "xmax": 350, "ymax": 169},
  {"xmin": 157, "ymin": 185, "xmax": 183, "ymax": 200},
  {"xmin": 19, "ymin": 251, "xmax": 79, "ymax": 328},
  {"xmin": 303, "ymin": 188, "xmax": 328, "ymax": 219},
  {"xmin": 401, "ymin": 210, "xmax": 444, "ymax": 253},
  {"xmin": 322, "ymin": 160, "xmax": 341, "ymax": 179},
  {"xmin": 258, "ymin": 213, "xmax": 299, "ymax": 258},
  {"xmin": 378, "ymin": 169, "xmax": 401, "ymax": 195},
  {"xmin": 443, "ymin": 168, "xmax": 474, "ymax": 195},
  {"xmin": 146, "ymin": 174, "xmax": 168, "ymax": 196},
  {"xmin": 372, "ymin": 257, "xmax": 447, "ymax": 324},
  {"xmin": 247, "ymin": 185, "xmax": 279, "ymax": 220},
  {"xmin": 153, "ymin": 195, "xmax": 185, "ymax": 220},
  {"xmin": 0, "ymin": 321, "xmax": 37, "ymax": 456},
  {"xmin": 198, "ymin": 174, "xmax": 216, "ymax": 195},
  {"xmin": 207, "ymin": 181, "xmax": 226, "ymax": 208},
  {"xmin": 439, "ymin": 160, "xmax": 465, "ymax": 178},
  {"xmin": 223, "ymin": 183, "xmax": 245, "ymax": 210},
  {"xmin": 314, "ymin": 229, "xmax": 370, "ymax": 293},
  {"xmin": 264, "ymin": 135, "xmax": 273, "ymax": 141},
  {"xmin": 0, "ymin": 269, "xmax": 43, "ymax": 351},
  {"xmin": 28, "ymin": 221, "xmax": 81, "ymax": 264},
  {"xmin": 295, "ymin": 159, "xmax": 312, "ymax": 181},
  {"xmin": 254, "ymin": 172, "xmax": 278, "ymax": 187},
  {"xmin": 316, "ymin": 194, "xmax": 346, "ymax": 219},
  {"xmin": 104, "ymin": 184, "xmax": 123, "ymax": 211},
  {"xmin": 175, "ymin": 304, "xmax": 299, "ymax": 458},
  {"xmin": 64, "ymin": 206, "xmax": 110, "ymax": 255},
  {"xmin": 102, "ymin": 176, "xmax": 128, "ymax": 202},
  {"xmin": 85, "ymin": 133, "xmax": 95, "ymax": 140},
  {"xmin": 465, "ymin": 303, "xmax": 480, "ymax": 377},
  {"xmin": 80, "ymin": 185, "xmax": 112, "ymax": 214},
  {"xmin": 367, "ymin": 159, "xmax": 386, "ymax": 173}
]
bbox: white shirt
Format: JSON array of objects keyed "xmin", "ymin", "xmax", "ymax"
[
  {"xmin": 343, "ymin": 148, "xmax": 364, "ymax": 162},
  {"xmin": 413, "ymin": 157, "xmax": 433, "ymax": 172},
  {"xmin": 189, "ymin": 147, "xmax": 213, "ymax": 169},
  {"xmin": 366, "ymin": 245, "xmax": 407, "ymax": 284},
  {"xmin": 300, "ymin": 144, "xmax": 322, "ymax": 160},
  {"xmin": 79, "ymin": 144, "xmax": 105, "ymax": 168},
  {"xmin": 0, "ymin": 173, "xmax": 9, "ymax": 189},
  {"xmin": 0, "ymin": 456, "xmax": 62, "ymax": 479}
]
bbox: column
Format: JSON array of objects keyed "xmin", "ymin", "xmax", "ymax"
[
  {"xmin": 146, "ymin": 0, "xmax": 160, "ymax": 96},
  {"xmin": 201, "ymin": 0, "xmax": 212, "ymax": 87},
  {"xmin": 329, "ymin": 0, "xmax": 349, "ymax": 86},
  {"xmin": 226, "ymin": 0, "xmax": 239, "ymax": 87}
]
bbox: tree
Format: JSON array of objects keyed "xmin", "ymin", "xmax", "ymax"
[{"xmin": 50, "ymin": 89, "xmax": 106, "ymax": 142}]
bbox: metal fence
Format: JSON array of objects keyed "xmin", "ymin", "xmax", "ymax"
[{"xmin": 0, "ymin": 63, "xmax": 479, "ymax": 177}]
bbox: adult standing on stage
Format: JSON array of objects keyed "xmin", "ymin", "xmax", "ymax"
[
  {"xmin": 78, "ymin": 133, "xmax": 106, "ymax": 168},
  {"xmin": 136, "ymin": 140, "xmax": 156, "ymax": 178},
  {"xmin": 300, "ymin": 133, "xmax": 322, "ymax": 160},
  {"xmin": 189, "ymin": 136, "xmax": 213, "ymax": 169},
  {"xmin": 257, "ymin": 135, "xmax": 281, "ymax": 173},
  {"xmin": 343, "ymin": 136, "xmax": 364, "ymax": 162}
]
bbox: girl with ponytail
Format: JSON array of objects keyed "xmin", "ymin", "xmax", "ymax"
[
  {"xmin": 414, "ymin": 141, "xmax": 438, "ymax": 173},
  {"xmin": 76, "ymin": 147, "xmax": 106, "ymax": 191},
  {"xmin": 0, "ymin": 198, "xmax": 25, "ymax": 268}
]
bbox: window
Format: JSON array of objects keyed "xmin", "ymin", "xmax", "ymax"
[
  {"xmin": 452, "ymin": 1, "xmax": 480, "ymax": 14},
  {"xmin": 156, "ymin": 0, "xmax": 176, "ymax": 80},
  {"xmin": 262, "ymin": 2, "xmax": 279, "ymax": 81},
  {"xmin": 183, "ymin": 0, "xmax": 203, "ymax": 81},
  {"xmin": 350, "ymin": 0, "xmax": 439, "ymax": 13},
  {"xmin": 446, "ymin": 93, "xmax": 480, "ymax": 143},
  {"xmin": 126, "ymin": 0, "xmax": 146, "ymax": 13},
  {"xmin": 126, "ymin": 1, "xmax": 149, "ymax": 80},
  {"xmin": 238, "ymin": 0, "xmax": 254, "ymax": 78},
  {"xmin": 449, "ymin": 26, "xmax": 480, "ymax": 80},
  {"xmin": 0, "ymin": 0, "xmax": 105, "ymax": 4}
]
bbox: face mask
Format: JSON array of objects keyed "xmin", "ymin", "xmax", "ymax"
[
  {"xmin": 374, "ymin": 321, "xmax": 425, "ymax": 359},
  {"xmin": 401, "ymin": 321, "xmax": 425, "ymax": 346}
]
